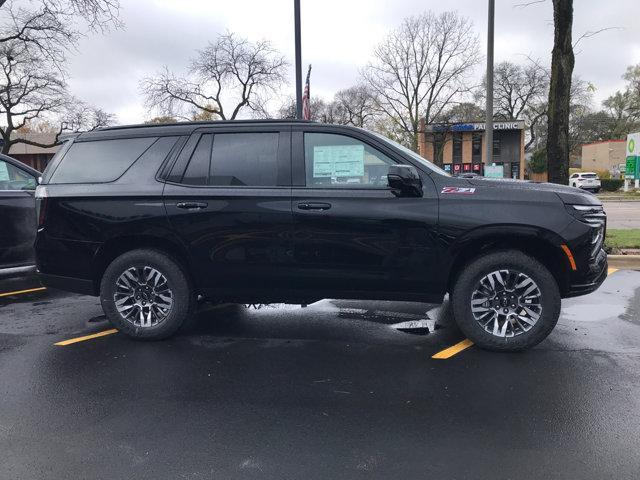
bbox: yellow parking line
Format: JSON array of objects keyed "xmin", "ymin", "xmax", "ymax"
[
  {"xmin": 432, "ymin": 338, "xmax": 474, "ymax": 359},
  {"xmin": 608, "ymin": 268, "xmax": 618, "ymax": 275},
  {"xmin": 0, "ymin": 287, "xmax": 46, "ymax": 298},
  {"xmin": 55, "ymin": 329, "xmax": 118, "ymax": 346}
]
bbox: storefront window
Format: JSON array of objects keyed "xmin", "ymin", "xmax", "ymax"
[
  {"xmin": 472, "ymin": 133, "xmax": 482, "ymax": 163},
  {"xmin": 452, "ymin": 133, "xmax": 463, "ymax": 163},
  {"xmin": 493, "ymin": 132, "xmax": 501, "ymax": 158}
]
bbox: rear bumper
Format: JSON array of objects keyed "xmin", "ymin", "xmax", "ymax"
[{"xmin": 38, "ymin": 272, "xmax": 96, "ymax": 296}]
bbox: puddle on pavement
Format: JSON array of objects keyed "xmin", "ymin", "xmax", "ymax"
[
  {"xmin": 239, "ymin": 300, "xmax": 449, "ymax": 337},
  {"xmin": 619, "ymin": 287, "xmax": 640, "ymax": 325},
  {"xmin": 562, "ymin": 271, "xmax": 640, "ymax": 325}
]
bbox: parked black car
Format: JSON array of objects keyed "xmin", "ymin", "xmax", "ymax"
[
  {"xmin": 35, "ymin": 120, "xmax": 607, "ymax": 350},
  {"xmin": 0, "ymin": 154, "xmax": 39, "ymax": 276}
]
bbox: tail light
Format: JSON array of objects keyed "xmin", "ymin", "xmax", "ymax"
[{"xmin": 35, "ymin": 186, "xmax": 48, "ymax": 228}]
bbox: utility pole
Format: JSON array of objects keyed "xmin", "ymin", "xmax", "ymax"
[
  {"xmin": 294, "ymin": 0, "xmax": 303, "ymax": 119},
  {"xmin": 485, "ymin": 0, "xmax": 495, "ymax": 165}
]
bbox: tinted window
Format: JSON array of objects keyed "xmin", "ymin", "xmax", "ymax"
[
  {"xmin": 582, "ymin": 173, "xmax": 597, "ymax": 179},
  {"xmin": 472, "ymin": 132, "xmax": 482, "ymax": 162},
  {"xmin": 452, "ymin": 133, "xmax": 463, "ymax": 163},
  {"xmin": 304, "ymin": 132, "xmax": 395, "ymax": 188},
  {"xmin": 182, "ymin": 134, "xmax": 212, "ymax": 185},
  {"xmin": 209, "ymin": 133, "xmax": 279, "ymax": 186},
  {"xmin": 49, "ymin": 137, "xmax": 157, "ymax": 184},
  {"xmin": 493, "ymin": 133, "xmax": 501, "ymax": 158},
  {"xmin": 0, "ymin": 159, "xmax": 36, "ymax": 190}
]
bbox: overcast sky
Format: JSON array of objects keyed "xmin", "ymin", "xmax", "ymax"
[{"xmin": 65, "ymin": 0, "xmax": 640, "ymax": 125}]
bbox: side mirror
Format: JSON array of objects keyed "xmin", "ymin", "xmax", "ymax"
[{"xmin": 387, "ymin": 165, "xmax": 423, "ymax": 197}]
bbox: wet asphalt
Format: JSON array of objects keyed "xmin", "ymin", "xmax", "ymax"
[{"xmin": 1, "ymin": 271, "xmax": 640, "ymax": 479}]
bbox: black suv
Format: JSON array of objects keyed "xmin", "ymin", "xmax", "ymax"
[{"xmin": 35, "ymin": 120, "xmax": 607, "ymax": 351}]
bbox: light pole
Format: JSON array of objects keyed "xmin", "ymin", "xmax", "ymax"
[
  {"xmin": 294, "ymin": 0, "xmax": 303, "ymax": 119},
  {"xmin": 485, "ymin": 0, "xmax": 495, "ymax": 166}
]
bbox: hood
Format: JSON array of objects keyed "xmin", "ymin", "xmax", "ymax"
[{"xmin": 465, "ymin": 177, "xmax": 601, "ymax": 206}]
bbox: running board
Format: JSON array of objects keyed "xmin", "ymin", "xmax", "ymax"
[{"xmin": 0, "ymin": 265, "xmax": 37, "ymax": 278}]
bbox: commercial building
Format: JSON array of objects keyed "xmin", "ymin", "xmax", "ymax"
[
  {"xmin": 580, "ymin": 140, "xmax": 626, "ymax": 172},
  {"xmin": 418, "ymin": 119, "xmax": 526, "ymax": 179},
  {"xmin": 2, "ymin": 133, "xmax": 59, "ymax": 172}
]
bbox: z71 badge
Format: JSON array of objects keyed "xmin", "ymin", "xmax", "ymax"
[{"xmin": 441, "ymin": 187, "xmax": 476, "ymax": 195}]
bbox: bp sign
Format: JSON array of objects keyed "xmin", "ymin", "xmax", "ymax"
[{"xmin": 627, "ymin": 133, "xmax": 640, "ymax": 180}]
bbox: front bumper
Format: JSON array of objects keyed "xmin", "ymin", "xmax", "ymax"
[{"xmin": 565, "ymin": 248, "xmax": 607, "ymax": 298}]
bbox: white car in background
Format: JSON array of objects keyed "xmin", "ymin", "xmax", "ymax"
[{"xmin": 569, "ymin": 172, "xmax": 601, "ymax": 193}]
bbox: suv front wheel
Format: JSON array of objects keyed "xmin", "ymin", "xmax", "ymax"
[
  {"xmin": 100, "ymin": 249, "xmax": 196, "ymax": 340},
  {"xmin": 451, "ymin": 250, "xmax": 561, "ymax": 351}
]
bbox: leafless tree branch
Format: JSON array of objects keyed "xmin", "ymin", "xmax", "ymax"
[
  {"xmin": 140, "ymin": 32, "xmax": 288, "ymax": 121},
  {"xmin": 362, "ymin": 11, "xmax": 481, "ymax": 150}
]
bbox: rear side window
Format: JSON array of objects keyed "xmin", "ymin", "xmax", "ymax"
[
  {"xmin": 209, "ymin": 133, "xmax": 279, "ymax": 186},
  {"xmin": 182, "ymin": 134, "xmax": 213, "ymax": 186},
  {"xmin": 49, "ymin": 137, "xmax": 157, "ymax": 184}
]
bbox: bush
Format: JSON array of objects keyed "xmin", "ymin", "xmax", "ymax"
[
  {"xmin": 528, "ymin": 149, "xmax": 547, "ymax": 173},
  {"xmin": 600, "ymin": 179, "xmax": 624, "ymax": 192}
]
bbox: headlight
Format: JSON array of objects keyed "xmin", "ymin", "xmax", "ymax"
[{"xmin": 568, "ymin": 204, "xmax": 606, "ymax": 256}]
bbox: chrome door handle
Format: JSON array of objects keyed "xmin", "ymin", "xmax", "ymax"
[
  {"xmin": 176, "ymin": 201, "xmax": 208, "ymax": 210},
  {"xmin": 297, "ymin": 202, "xmax": 331, "ymax": 211}
]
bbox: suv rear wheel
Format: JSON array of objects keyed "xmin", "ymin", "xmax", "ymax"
[
  {"xmin": 451, "ymin": 250, "xmax": 560, "ymax": 351},
  {"xmin": 100, "ymin": 249, "xmax": 195, "ymax": 340}
]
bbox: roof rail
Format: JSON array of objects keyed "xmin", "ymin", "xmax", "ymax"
[{"xmin": 98, "ymin": 118, "xmax": 315, "ymax": 132}]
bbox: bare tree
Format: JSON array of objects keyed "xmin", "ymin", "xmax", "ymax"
[
  {"xmin": 0, "ymin": 41, "xmax": 67, "ymax": 153},
  {"xmin": 58, "ymin": 101, "xmax": 115, "ymax": 133},
  {"xmin": 276, "ymin": 96, "xmax": 336, "ymax": 123},
  {"xmin": 332, "ymin": 84, "xmax": 379, "ymax": 128},
  {"xmin": 0, "ymin": 40, "xmax": 115, "ymax": 153},
  {"xmin": 141, "ymin": 32, "xmax": 288, "ymax": 121},
  {"xmin": 0, "ymin": 0, "xmax": 119, "ymax": 152},
  {"xmin": 480, "ymin": 60, "xmax": 549, "ymax": 150},
  {"xmin": 0, "ymin": 0, "xmax": 121, "ymax": 65},
  {"xmin": 363, "ymin": 11, "xmax": 480, "ymax": 150}
]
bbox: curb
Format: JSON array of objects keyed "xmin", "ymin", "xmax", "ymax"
[
  {"xmin": 608, "ymin": 255, "xmax": 640, "ymax": 270},
  {"xmin": 600, "ymin": 198, "xmax": 640, "ymax": 203}
]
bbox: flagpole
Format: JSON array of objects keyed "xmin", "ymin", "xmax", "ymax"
[
  {"xmin": 294, "ymin": 0, "xmax": 303, "ymax": 119},
  {"xmin": 302, "ymin": 64, "xmax": 312, "ymax": 120}
]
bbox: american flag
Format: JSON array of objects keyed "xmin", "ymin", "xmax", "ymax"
[{"xmin": 302, "ymin": 64, "xmax": 311, "ymax": 120}]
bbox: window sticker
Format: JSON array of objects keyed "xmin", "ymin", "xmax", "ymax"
[
  {"xmin": 313, "ymin": 144, "xmax": 365, "ymax": 178},
  {"xmin": 0, "ymin": 161, "xmax": 9, "ymax": 181}
]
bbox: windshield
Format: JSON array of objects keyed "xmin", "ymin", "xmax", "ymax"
[{"xmin": 366, "ymin": 130, "xmax": 451, "ymax": 177}]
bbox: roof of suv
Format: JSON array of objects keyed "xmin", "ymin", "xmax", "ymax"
[{"xmin": 76, "ymin": 119, "xmax": 323, "ymax": 141}]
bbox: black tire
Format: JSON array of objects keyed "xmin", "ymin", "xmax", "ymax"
[
  {"xmin": 451, "ymin": 250, "xmax": 560, "ymax": 352},
  {"xmin": 100, "ymin": 249, "xmax": 195, "ymax": 340}
]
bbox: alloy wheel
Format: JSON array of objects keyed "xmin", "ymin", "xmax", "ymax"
[
  {"xmin": 113, "ymin": 266, "xmax": 173, "ymax": 327},
  {"xmin": 470, "ymin": 269, "xmax": 542, "ymax": 338}
]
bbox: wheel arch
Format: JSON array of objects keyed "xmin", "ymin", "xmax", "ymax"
[
  {"xmin": 91, "ymin": 234, "xmax": 196, "ymax": 296},
  {"xmin": 445, "ymin": 225, "xmax": 572, "ymax": 297}
]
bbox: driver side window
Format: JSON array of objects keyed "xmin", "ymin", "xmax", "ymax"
[
  {"xmin": 0, "ymin": 159, "xmax": 36, "ymax": 191},
  {"xmin": 304, "ymin": 132, "xmax": 396, "ymax": 188}
]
